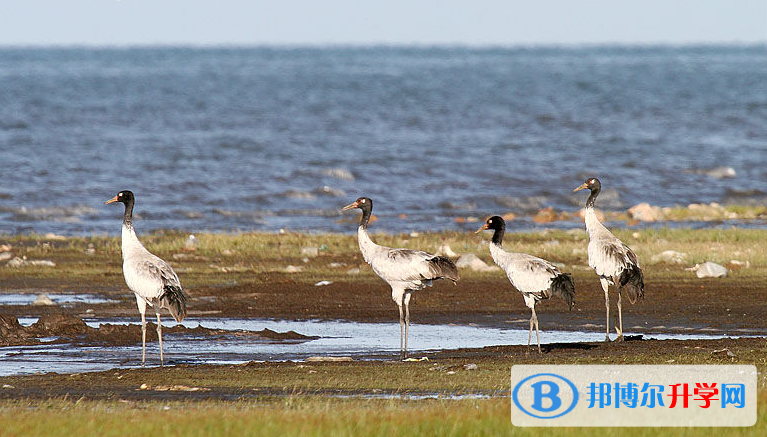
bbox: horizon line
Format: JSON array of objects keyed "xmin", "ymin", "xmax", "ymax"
[{"xmin": 0, "ymin": 41, "xmax": 765, "ymax": 50}]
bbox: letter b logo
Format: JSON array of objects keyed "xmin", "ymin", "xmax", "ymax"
[{"xmin": 531, "ymin": 380, "xmax": 562, "ymax": 412}]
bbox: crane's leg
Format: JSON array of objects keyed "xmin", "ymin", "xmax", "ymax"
[
  {"xmin": 615, "ymin": 289, "xmax": 624, "ymax": 342},
  {"xmin": 397, "ymin": 303, "xmax": 405, "ymax": 360},
  {"xmin": 533, "ymin": 307, "xmax": 541, "ymax": 354},
  {"xmin": 155, "ymin": 310, "xmax": 164, "ymax": 366},
  {"xmin": 404, "ymin": 293, "xmax": 411, "ymax": 359},
  {"xmin": 136, "ymin": 296, "xmax": 147, "ymax": 366},
  {"xmin": 599, "ymin": 278, "xmax": 611, "ymax": 342},
  {"xmin": 526, "ymin": 310, "xmax": 534, "ymax": 357}
]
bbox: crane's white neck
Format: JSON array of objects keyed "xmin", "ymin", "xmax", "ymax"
[
  {"xmin": 584, "ymin": 207, "xmax": 602, "ymax": 234},
  {"xmin": 121, "ymin": 222, "xmax": 146, "ymax": 259},
  {"xmin": 357, "ymin": 225, "xmax": 379, "ymax": 263}
]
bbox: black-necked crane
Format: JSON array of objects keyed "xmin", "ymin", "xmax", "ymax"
[
  {"xmin": 342, "ymin": 197, "xmax": 459, "ymax": 359},
  {"xmin": 574, "ymin": 177, "xmax": 644, "ymax": 342},
  {"xmin": 476, "ymin": 216, "xmax": 575, "ymax": 354},
  {"xmin": 106, "ymin": 190, "xmax": 187, "ymax": 365}
]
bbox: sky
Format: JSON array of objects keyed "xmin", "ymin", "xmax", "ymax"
[{"xmin": 0, "ymin": 0, "xmax": 764, "ymax": 46}]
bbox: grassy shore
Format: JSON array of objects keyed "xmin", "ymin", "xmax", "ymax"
[
  {"xmin": 1, "ymin": 343, "xmax": 766, "ymax": 436},
  {"xmin": 2, "ymin": 227, "xmax": 766, "ymax": 286},
  {"xmin": 1, "ymin": 227, "xmax": 766, "ymax": 435}
]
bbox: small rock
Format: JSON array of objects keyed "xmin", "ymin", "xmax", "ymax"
[
  {"xmin": 184, "ymin": 234, "xmax": 197, "ymax": 249},
  {"xmin": 283, "ymin": 265, "xmax": 303, "ymax": 273},
  {"xmin": 222, "ymin": 249, "xmax": 233, "ymax": 256},
  {"xmin": 463, "ymin": 363, "xmax": 478, "ymax": 371},
  {"xmin": 2, "ymin": 384, "xmax": 14, "ymax": 389},
  {"xmin": 6, "ymin": 257, "xmax": 56, "ymax": 268},
  {"xmin": 329, "ymin": 262, "xmax": 345, "ymax": 268},
  {"xmin": 628, "ymin": 203, "xmax": 662, "ymax": 222},
  {"xmin": 301, "ymin": 247, "xmax": 319, "ymax": 257},
  {"xmin": 687, "ymin": 166, "xmax": 736, "ymax": 179},
  {"xmin": 455, "ymin": 253, "xmax": 499, "ymax": 272},
  {"xmin": 651, "ymin": 250, "xmax": 687, "ymax": 264},
  {"xmin": 346, "ymin": 268, "xmax": 361, "ymax": 275},
  {"xmin": 33, "ymin": 294, "xmax": 55, "ymax": 306},
  {"xmin": 314, "ymin": 280, "xmax": 333, "ymax": 286},
  {"xmin": 692, "ymin": 262, "xmax": 728, "ymax": 278},
  {"xmin": 435, "ymin": 243, "xmax": 458, "ymax": 257},
  {"xmin": 44, "ymin": 233, "xmax": 66, "ymax": 241},
  {"xmin": 727, "ymin": 260, "xmax": 750, "ymax": 270},
  {"xmin": 305, "ymin": 356, "xmax": 353, "ymax": 362},
  {"xmin": 532, "ymin": 207, "xmax": 563, "ymax": 223},
  {"xmin": 139, "ymin": 383, "xmax": 149, "ymax": 390},
  {"xmin": 446, "ymin": 370, "xmax": 456, "ymax": 375},
  {"xmin": 0, "ymin": 244, "xmax": 11, "ymax": 252},
  {"xmin": 410, "ymin": 232, "xmax": 420, "ymax": 237},
  {"xmin": 85, "ymin": 243, "xmax": 96, "ymax": 256},
  {"xmin": 0, "ymin": 252, "xmax": 12, "ymax": 261}
]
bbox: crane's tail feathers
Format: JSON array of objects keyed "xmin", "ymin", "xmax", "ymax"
[
  {"xmin": 428, "ymin": 256, "xmax": 460, "ymax": 284},
  {"xmin": 619, "ymin": 265, "xmax": 644, "ymax": 304},
  {"xmin": 160, "ymin": 285, "xmax": 188, "ymax": 323},
  {"xmin": 550, "ymin": 273, "xmax": 576, "ymax": 310}
]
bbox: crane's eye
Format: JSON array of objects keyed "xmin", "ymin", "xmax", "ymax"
[{"xmin": 360, "ymin": 199, "xmax": 366, "ymax": 203}]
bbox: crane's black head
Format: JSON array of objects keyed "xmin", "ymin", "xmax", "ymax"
[
  {"xmin": 573, "ymin": 177, "xmax": 601, "ymax": 207},
  {"xmin": 573, "ymin": 177, "xmax": 601, "ymax": 193},
  {"xmin": 105, "ymin": 190, "xmax": 134, "ymax": 205},
  {"xmin": 341, "ymin": 197, "xmax": 372, "ymax": 212},
  {"xmin": 475, "ymin": 215, "xmax": 505, "ymax": 233},
  {"xmin": 341, "ymin": 197, "xmax": 373, "ymax": 227},
  {"xmin": 475, "ymin": 215, "xmax": 506, "ymax": 245}
]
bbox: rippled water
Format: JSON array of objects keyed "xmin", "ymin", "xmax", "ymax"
[{"xmin": 0, "ymin": 46, "xmax": 765, "ymax": 235}]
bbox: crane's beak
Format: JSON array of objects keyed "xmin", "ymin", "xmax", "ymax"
[
  {"xmin": 573, "ymin": 183, "xmax": 588, "ymax": 192},
  {"xmin": 341, "ymin": 201, "xmax": 358, "ymax": 211},
  {"xmin": 474, "ymin": 223, "xmax": 489, "ymax": 234},
  {"xmin": 105, "ymin": 196, "xmax": 119, "ymax": 205}
]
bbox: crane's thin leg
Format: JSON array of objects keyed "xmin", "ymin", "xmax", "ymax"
[
  {"xmin": 156, "ymin": 311, "xmax": 164, "ymax": 366},
  {"xmin": 526, "ymin": 310, "xmax": 534, "ymax": 357},
  {"xmin": 615, "ymin": 290, "xmax": 624, "ymax": 342},
  {"xmin": 398, "ymin": 303, "xmax": 404, "ymax": 360},
  {"xmin": 404, "ymin": 294, "xmax": 411, "ymax": 359},
  {"xmin": 533, "ymin": 307, "xmax": 541, "ymax": 354},
  {"xmin": 136, "ymin": 296, "xmax": 147, "ymax": 367},
  {"xmin": 141, "ymin": 311, "xmax": 147, "ymax": 366},
  {"xmin": 599, "ymin": 278, "xmax": 611, "ymax": 342}
]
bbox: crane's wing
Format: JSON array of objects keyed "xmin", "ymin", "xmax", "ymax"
[
  {"xmin": 370, "ymin": 248, "xmax": 458, "ymax": 283},
  {"xmin": 588, "ymin": 235, "xmax": 640, "ymax": 278},
  {"xmin": 491, "ymin": 247, "xmax": 559, "ymax": 294}
]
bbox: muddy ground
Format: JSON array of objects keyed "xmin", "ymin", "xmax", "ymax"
[
  {"xmin": 0, "ymin": 337, "xmax": 763, "ymax": 401},
  {"xmin": 1, "ymin": 272, "xmax": 764, "ymax": 337}
]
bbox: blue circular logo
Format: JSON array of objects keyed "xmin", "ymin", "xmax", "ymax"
[{"xmin": 512, "ymin": 373, "xmax": 579, "ymax": 419}]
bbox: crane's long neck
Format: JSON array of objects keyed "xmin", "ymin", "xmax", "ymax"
[
  {"xmin": 490, "ymin": 223, "xmax": 505, "ymax": 246},
  {"xmin": 120, "ymin": 199, "xmax": 145, "ymax": 259},
  {"xmin": 584, "ymin": 206, "xmax": 604, "ymax": 236},
  {"xmin": 357, "ymin": 225, "xmax": 379, "ymax": 264},
  {"xmin": 122, "ymin": 198, "xmax": 135, "ymax": 227},
  {"xmin": 358, "ymin": 203, "xmax": 372, "ymax": 228},
  {"xmin": 586, "ymin": 187, "xmax": 600, "ymax": 208}
]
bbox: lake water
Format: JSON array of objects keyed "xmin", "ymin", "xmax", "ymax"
[{"xmin": 0, "ymin": 46, "xmax": 765, "ymax": 235}]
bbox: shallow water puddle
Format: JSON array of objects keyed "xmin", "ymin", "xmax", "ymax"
[
  {"xmin": 0, "ymin": 293, "xmax": 118, "ymax": 306},
  {"xmin": 1, "ymin": 317, "xmax": 758, "ymax": 376}
]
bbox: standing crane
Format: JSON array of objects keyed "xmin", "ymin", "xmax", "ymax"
[
  {"xmin": 476, "ymin": 216, "xmax": 575, "ymax": 354},
  {"xmin": 342, "ymin": 197, "xmax": 459, "ymax": 359},
  {"xmin": 574, "ymin": 177, "xmax": 644, "ymax": 342},
  {"xmin": 106, "ymin": 190, "xmax": 187, "ymax": 365}
]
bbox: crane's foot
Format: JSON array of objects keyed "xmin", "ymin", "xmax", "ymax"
[
  {"xmin": 604, "ymin": 335, "xmax": 611, "ymax": 342},
  {"xmin": 615, "ymin": 335, "xmax": 624, "ymax": 342}
]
